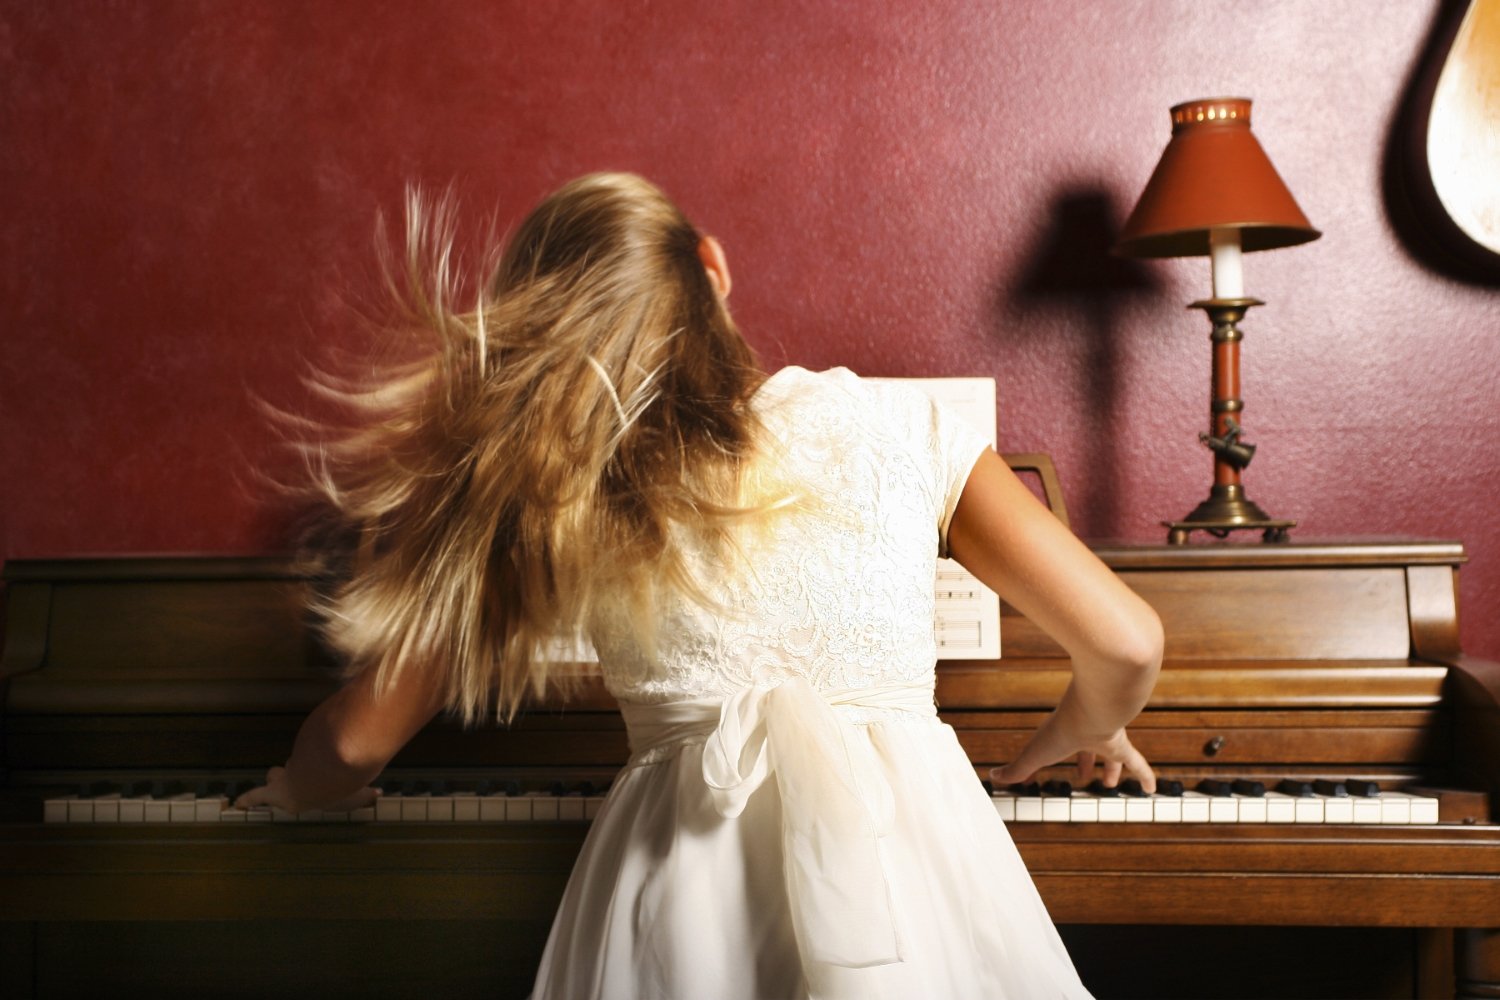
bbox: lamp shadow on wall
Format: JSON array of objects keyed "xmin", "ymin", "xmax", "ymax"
[{"xmin": 996, "ymin": 188, "xmax": 1163, "ymax": 538}]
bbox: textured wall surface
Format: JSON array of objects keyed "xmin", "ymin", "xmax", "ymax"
[{"xmin": 2, "ymin": 1, "xmax": 1497, "ymax": 656}]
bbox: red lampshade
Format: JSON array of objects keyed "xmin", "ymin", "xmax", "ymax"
[{"xmin": 1115, "ymin": 98, "xmax": 1320, "ymax": 258}]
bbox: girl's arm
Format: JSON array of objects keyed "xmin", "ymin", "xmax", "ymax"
[
  {"xmin": 234, "ymin": 660, "xmax": 446, "ymax": 813},
  {"xmin": 946, "ymin": 449, "xmax": 1163, "ymax": 790}
]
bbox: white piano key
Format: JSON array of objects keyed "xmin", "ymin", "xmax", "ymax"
[
  {"xmin": 1041, "ymin": 797, "xmax": 1071, "ymax": 823},
  {"xmin": 426, "ymin": 797, "xmax": 455, "ymax": 822},
  {"xmin": 1014, "ymin": 796, "xmax": 1043, "ymax": 822},
  {"xmin": 504, "ymin": 797, "xmax": 533, "ymax": 822},
  {"xmin": 1293, "ymin": 796, "xmax": 1324, "ymax": 823},
  {"xmin": 1409, "ymin": 795, "xmax": 1440, "ymax": 825},
  {"xmin": 400, "ymin": 796, "xmax": 430, "ymax": 822},
  {"xmin": 557, "ymin": 796, "xmax": 586, "ymax": 821},
  {"xmin": 452, "ymin": 792, "xmax": 480, "ymax": 822},
  {"xmin": 531, "ymin": 796, "xmax": 560, "ymax": 822},
  {"xmin": 1352, "ymin": 796, "xmax": 1383, "ymax": 824},
  {"xmin": 1208, "ymin": 796, "xmax": 1239, "ymax": 823},
  {"xmin": 1071, "ymin": 797, "xmax": 1099, "ymax": 823},
  {"xmin": 350, "ymin": 806, "xmax": 376, "ymax": 823},
  {"xmin": 321, "ymin": 811, "xmax": 351, "ymax": 823},
  {"xmin": 1323, "ymin": 796, "xmax": 1355, "ymax": 824},
  {"xmin": 1152, "ymin": 795, "xmax": 1183, "ymax": 823},
  {"xmin": 92, "ymin": 796, "xmax": 121, "ymax": 823},
  {"xmin": 479, "ymin": 795, "xmax": 509, "ymax": 822},
  {"xmin": 194, "ymin": 797, "xmax": 226, "ymax": 823},
  {"xmin": 1097, "ymin": 797, "xmax": 1127, "ymax": 823},
  {"xmin": 219, "ymin": 808, "xmax": 246, "ymax": 823},
  {"xmin": 143, "ymin": 799, "xmax": 171, "ymax": 823},
  {"xmin": 991, "ymin": 794, "xmax": 1016, "ymax": 822},
  {"xmin": 1234, "ymin": 796, "xmax": 1267, "ymax": 823},
  {"xmin": 271, "ymin": 807, "xmax": 297, "ymax": 823},
  {"xmin": 1378, "ymin": 793, "xmax": 1411, "ymax": 825},
  {"xmin": 1124, "ymin": 797, "xmax": 1154, "ymax": 823},
  {"xmin": 1265, "ymin": 792, "xmax": 1296, "ymax": 823},
  {"xmin": 168, "ymin": 794, "xmax": 197, "ymax": 823},
  {"xmin": 584, "ymin": 795, "xmax": 606, "ymax": 820},
  {"xmin": 1180, "ymin": 792, "xmax": 1211, "ymax": 823},
  {"xmin": 375, "ymin": 795, "xmax": 403, "ymax": 823},
  {"xmin": 118, "ymin": 798, "xmax": 147, "ymax": 823},
  {"xmin": 244, "ymin": 807, "xmax": 273, "ymax": 823},
  {"xmin": 66, "ymin": 799, "xmax": 94, "ymax": 824},
  {"xmin": 296, "ymin": 809, "xmax": 326, "ymax": 823},
  {"xmin": 44, "ymin": 797, "xmax": 73, "ymax": 823}
]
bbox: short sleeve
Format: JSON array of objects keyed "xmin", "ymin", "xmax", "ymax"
[{"xmin": 924, "ymin": 396, "xmax": 991, "ymax": 558}]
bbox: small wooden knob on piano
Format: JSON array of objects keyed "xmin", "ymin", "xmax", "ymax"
[{"xmin": 1203, "ymin": 735, "xmax": 1226, "ymax": 757}]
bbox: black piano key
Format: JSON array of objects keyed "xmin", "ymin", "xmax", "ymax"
[
  {"xmin": 1118, "ymin": 778, "xmax": 1148, "ymax": 798},
  {"xmin": 1313, "ymin": 779, "xmax": 1348, "ymax": 797},
  {"xmin": 1041, "ymin": 780, "xmax": 1073, "ymax": 797},
  {"xmin": 1232, "ymin": 779, "xmax": 1266, "ymax": 797},
  {"xmin": 548, "ymin": 781, "xmax": 568, "ymax": 797},
  {"xmin": 1196, "ymin": 779, "xmax": 1233, "ymax": 797},
  {"xmin": 981, "ymin": 779, "xmax": 995, "ymax": 796},
  {"xmin": 1277, "ymin": 779, "xmax": 1315, "ymax": 798},
  {"xmin": 1345, "ymin": 778, "xmax": 1380, "ymax": 798},
  {"xmin": 1155, "ymin": 779, "xmax": 1184, "ymax": 797},
  {"xmin": 1087, "ymin": 779, "xmax": 1122, "ymax": 798},
  {"xmin": 501, "ymin": 780, "xmax": 523, "ymax": 797},
  {"xmin": 1008, "ymin": 782, "xmax": 1041, "ymax": 797}
]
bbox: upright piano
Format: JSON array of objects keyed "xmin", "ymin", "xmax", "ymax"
[{"xmin": 2, "ymin": 540, "xmax": 1498, "ymax": 998}]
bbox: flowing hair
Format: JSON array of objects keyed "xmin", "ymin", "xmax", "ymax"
[{"xmin": 298, "ymin": 173, "xmax": 771, "ymax": 724}]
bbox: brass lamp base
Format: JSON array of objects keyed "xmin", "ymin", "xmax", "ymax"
[{"xmin": 1164, "ymin": 485, "xmax": 1295, "ymax": 545}]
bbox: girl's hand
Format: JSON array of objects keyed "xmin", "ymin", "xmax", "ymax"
[
  {"xmin": 233, "ymin": 766, "xmax": 381, "ymax": 814},
  {"xmin": 988, "ymin": 696, "xmax": 1155, "ymax": 792}
]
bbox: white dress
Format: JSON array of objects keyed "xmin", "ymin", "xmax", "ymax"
[{"xmin": 531, "ymin": 367, "xmax": 1091, "ymax": 1000}]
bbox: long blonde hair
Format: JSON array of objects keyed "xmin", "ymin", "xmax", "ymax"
[{"xmin": 302, "ymin": 173, "xmax": 768, "ymax": 724}]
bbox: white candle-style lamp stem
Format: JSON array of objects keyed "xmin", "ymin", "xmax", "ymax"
[{"xmin": 1209, "ymin": 227, "xmax": 1245, "ymax": 299}]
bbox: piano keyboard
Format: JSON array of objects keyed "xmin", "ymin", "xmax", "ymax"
[
  {"xmin": 43, "ymin": 790, "xmax": 609, "ymax": 824},
  {"xmin": 42, "ymin": 780, "xmax": 610, "ymax": 825},
  {"xmin": 42, "ymin": 777, "xmax": 1443, "ymax": 825},
  {"xmin": 991, "ymin": 778, "xmax": 1442, "ymax": 825}
]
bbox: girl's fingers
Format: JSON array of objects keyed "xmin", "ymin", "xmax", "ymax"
[
  {"xmin": 233, "ymin": 786, "xmax": 268, "ymax": 810},
  {"xmin": 1101, "ymin": 758, "xmax": 1124, "ymax": 787}
]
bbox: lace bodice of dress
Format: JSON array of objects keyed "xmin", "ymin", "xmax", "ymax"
[{"xmin": 589, "ymin": 367, "xmax": 987, "ymax": 704}]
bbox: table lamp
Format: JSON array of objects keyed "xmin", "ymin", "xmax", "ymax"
[{"xmin": 1115, "ymin": 97, "xmax": 1320, "ymax": 544}]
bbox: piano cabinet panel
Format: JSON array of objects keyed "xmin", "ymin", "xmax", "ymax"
[
  {"xmin": 999, "ymin": 564, "xmax": 1414, "ymax": 661},
  {"xmin": 938, "ymin": 659, "xmax": 1451, "ymax": 710},
  {"xmin": 0, "ymin": 917, "xmax": 551, "ymax": 1000},
  {"xmin": 949, "ymin": 707, "xmax": 1452, "ymax": 771},
  {"xmin": 0, "ymin": 920, "xmax": 1457, "ymax": 1000},
  {"xmin": 1060, "ymin": 924, "xmax": 1448, "ymax": 1000},
  {"xmin": 5, "ymin": 711, "xmax": 632, "ymax": 773}
]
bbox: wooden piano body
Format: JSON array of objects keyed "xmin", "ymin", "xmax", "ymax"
[{"xmin": 2, "ymin": 540, "xmax": 1499, "ymax": 998}]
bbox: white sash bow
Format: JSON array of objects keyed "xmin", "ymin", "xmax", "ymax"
[{"xmin": 619, "ymin": 677, "xmax": 937, "ymax": 972}]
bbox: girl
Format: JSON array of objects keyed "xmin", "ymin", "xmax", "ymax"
[{"xmin": 238, "ymin": 172, "xmax": 1163, "ymax": 999}]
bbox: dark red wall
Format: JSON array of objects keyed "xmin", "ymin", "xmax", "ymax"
[{"xmin": 3, "ymin": 1, "xmax": 1498, "ymax": 657}]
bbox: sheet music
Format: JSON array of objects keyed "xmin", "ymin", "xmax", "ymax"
[{"xmin": 868, "ymin": 377, "xmax": 1001, "ymax": 660}]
